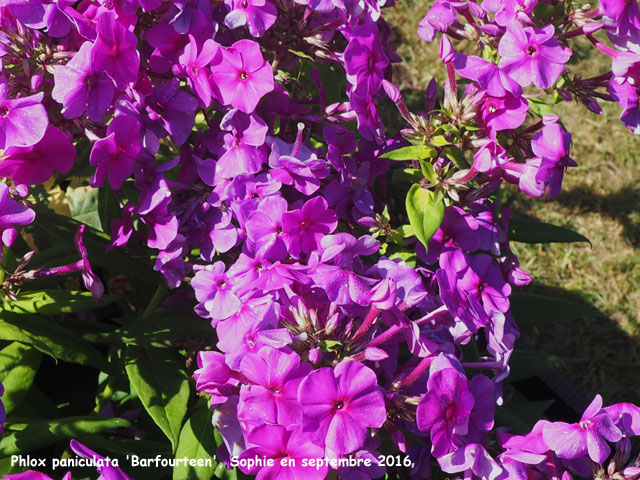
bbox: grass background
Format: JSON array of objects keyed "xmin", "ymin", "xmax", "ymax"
[{"xmin": 385, "ymin": 1, "xmax": 640, "ymax": 403}]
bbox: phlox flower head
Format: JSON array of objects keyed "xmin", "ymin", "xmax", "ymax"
[
  {"xmin": 417, "ymin": 0, "xmax": 458, "ymax": 42},
  {"xmin": 210, "ymin": 39, "xmax": 274, "ymax": 114},
  {"xmin": 191, "ymin": 260, "xmax": 242, "ymax": 320},
  {"xmin": 498, "ymin": 23, "xmax": 571, "ymax": 89},
  {"xmin": 298, "ymin": 360, "xmax": 386, "ymax": 457},
  {"xmin": 344, "ymin": 23, "xmax": 389, "ymax": 95},
  {"xmin": 542, "ymin": 394, "xmax": 622, "ymax": 464},
  {"xmin": 0, "ymin": 127, "xmax": 75, "ymax": 185}
]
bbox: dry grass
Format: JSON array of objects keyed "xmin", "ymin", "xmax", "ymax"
[{"xmin": 385, "ymin": 2, "xmax": 640, "ymax": 402}]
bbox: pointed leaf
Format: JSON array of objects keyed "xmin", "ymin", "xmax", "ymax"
[
  {"xmin": 173, "ymin": 401, "xmax": 218, "ymax": 480},
  {"xmin": 5, "ymin": 290, "xmax": 118, "ymax": 315},
  {"xmin": 0, "ymin": 313, "xmax": 110, "ymax": 371},
  {"xmin": 0, "ymin": 416, "xmax": 131, "ymax": 457},
  {"xmin": 0, "ymin": 342, "xmax": 41, "ymax": 414},
  {"xmin": 381, "ymin": 145, "xmax": 436, "ymax": 161},
  {"xmin": 125, "ymin": 342, "xmax": 190, "ymax": 452},
  {"xmin": 405, "ymin": 184, "xmax": 444, "ymax": 248}
]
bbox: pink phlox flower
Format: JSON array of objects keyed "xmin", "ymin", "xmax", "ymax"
[
  {"xmin": 239, "ymin": 424, "xmax": 328, "ymax": 480},
  {"xmin": 52, "ymin": 41, "xmax": 115, "ymax": 121},
  {"xmin": 193, "ymin": 350, "xmax": 239, "ymax": 405},
  {"xmin": 542, "ymin": 394, "xmax": 622, "ymax": 464},
  {"xmin": 298, "ymin": 360, "xmax": 386, "ymax": 457},
  {"xmin": 416, "ymin": 354, "xmax": 475, "ymax": 457},
  {"xmin": 238, "ymin": 346, "xmax": 312, "ymax": 427},
  {"xmin": 210, "ymin": 39, "xmax": 274, "ymax": 113},
  {"xmin": 178, "ymin": 35, "xmax": 221, "ymax": 106},
  {"xmin": 0, "ymin": 182, "xmax": 35, "ymax": 248},
  {"xmin": 0, "ymin": 80, "xmax": 48, "ymax": 150},
  {"xmin": 214, "ymin": 109, "xmax": 268, "ymax": 178},
  {"xmin": 438, "ymin": 443, "xmax": 503, "ymax": 480},
  {"xmin": 90, "ymin": 12, "xmax": 140, "ymax": 89},
  {"xmin": 224, "ymin": 0, "xmax": 277, "ymax": 37},
  {"xmin": 282, "ymin": 196, "xmax": 338, "ymax": 257},
  {"xmin": 191, "ymin": 260, "xmax": 242, "ymax": 321},
  {"xmin": 89, "ymin": 114, "xmax": 142, "ymax": 189},
  {"xmin": 498, "ymin": 22, "xmax": 571, "ymax": 89},
  {"xmin": 0, "ymin": 127, "xmax": 75, "ymax": 185}
]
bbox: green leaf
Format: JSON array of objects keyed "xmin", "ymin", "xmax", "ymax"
[
  {"xmin": 173, "ymin": 402, "xmax": 218, "ymax": 480},
  {"xmin": 405, "ymin": 185, "xmax": 445, "ymax": 249},
  {"xmin": 0, "ymin": 343, "xmax": 41, "ymax": 414},
  {"xmin": 67, "ymin": 186, "xmax": 103, "ymax": 231},
  {"xmin": 5, "ymin": 290, "xmax": 118, "ymax": 315},
  {"xmin": 509, "ymin": 216, "xmax": 590, "ymax": 244},
  {"xmin": 511, "ymin": 293, "xmax": 599, "ymax": 330},
  {"xmin": 98, "ymin": 185, "xmax": 121, "ymax": 237},
  {"xmin": 0, "ymin": 313, "xmax": 110, "ymax": 371},
  {"xmin": 527, "ymin": 97, "xmax": 556, "ymax": 117},
  {"xmin": 125, "ymin": 342, "xmax": 190, "ymax": 452},
  {"xmin": 0, "ymin": 416, "xmax": 131, "ymax": 457},
  {"xmin": 381, "ymin": 145, "xmax": 435, "ymax": 161},
  {"xmin": 391, "ymin": 168, "xmax": 423, "ymax": 184},
  {"xmin": 507, "ymin": 350, "xmax": 562, "ymax": 382}
]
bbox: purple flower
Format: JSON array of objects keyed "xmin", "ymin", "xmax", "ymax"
[
  {"xmin": 282, "ymin": 197, "xmax": 338, "ymax": 257},
  {"xmin": 0, "ymin": 127, "xmax": 75, "ymax": 185},
  {"xmin": 238, "ymin": 346, "xmax": 312, "ymax": 427},
  {"xmin": 310, "ymin": 264, "xmax": 374, "ymax": 306},
  {"xmin": 601, "ymin": 0, "xmax": 640, "ymax": 52},
  {"xmin": 216, "ymin": 306, "xmax": 292, "ymax": 369},
  {"xmin": 178, "ymin": 35, "xmax": 220, "ymax": 107},
  {"xmin": 0, "ymin": 182, "xmax": 35, "ymax": 247},
  {"xmin": 498, "ymin": 23, "xmax": 571, "ymax": 89},
  {"xmin": 52, "ymin": 41, "xmax": 115, "ymax": 122},
  {"xmin": 454, "ymin": 54, "xmax": 522, "ymax": 98},
  {"xmin": 193, "ymin": 350, "xmax": 239, "ymax": 405},
  {"xmin": 438, "ymin": 443, "xmax": 503, "ymax": 480},
  {"xmin": 224, "ymin": 0, "xmax": 277, "ymax": 37},
  {"xmin": 239, "ymin": 425, "xmax": 328, "ymax": 480},
  {"xmin": 214, "ymin": 109, "xmax": 268, "ymax": 178},
  {"xmin": 70, "ymin": 439, "xmax": 133, "ymax": 480},
  {"xmin": 74, "ymin": 225, "xmax": 105, "ymax": 299},
  {"xmin": 298, "ymin": 360, "xmax": 386, "ymax": 456},
  {"xmin": 3, "ymin": 472, "xmax": 70, "ymax": 480},
  {"xmin": 481, "ymin": 93, "xmax": 529, "ymax": 136},
  {"xmin": 542, "ymin": 394, "xmax": 622, "ymax": 464},
  {"xmin": 268, "ymin": 136, "xmax": 330, "ymax": 195},
  {"xmin": 146, "ymin": 80, "xmax": 199, "ymax": 146},
  {"xmin": 417, "ymin": 0, "xmax": 458, "ymax": 42},
  {"xmin": 211, "ymin": 39, "xmax": 274, "ymax": 114},
  {"xmin": 609, "ymin": 78, "xmax": 640, "ymax": 133},
  {"xmin": 604, "ymin": 402, "xmax": 640, "ymax": 436},
  {"xmin": 344, "ymin": 23, "xmax": 389, "ymax": 95},
  {"xmin": 245, "ymin": 196, "xmax": 289, "ymax": 260},
  {"xmin": 191, "ymin": 261, "xmax": 242, "ymax": 321},
  {"xmin": 91, "ymin": 12, "xmax": 140, "ymax": 89},
  {"xmin": 416, "ymin": 355, "xmax": 475, "ymax": 457},
  {"xmin": 520, "ymin": 121, "xmax": 576, "ymax": 197},
  {"xmin": 89, "ymin": 115, "xmax": 142, "ymax": 189},
  {"xmin": 0, "ymin": 81, "xmax": 48, "ymax": 150}
]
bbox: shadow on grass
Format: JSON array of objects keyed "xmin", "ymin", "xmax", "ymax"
[
  {"xmin": 512, "ymin": 283, "xmax": 640, "ymax": 408},
  {"xmin": 510, "ymin": 184, "xmax": 640, "ymax": 249},
  {"xmin": 548, "ymin": 185, "xmax": 640, "ymax": 248}
]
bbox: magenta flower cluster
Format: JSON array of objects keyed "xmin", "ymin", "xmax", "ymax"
[{"xmin": 0, "ymin": 0, "xmax": 639, "ymax": 479}]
